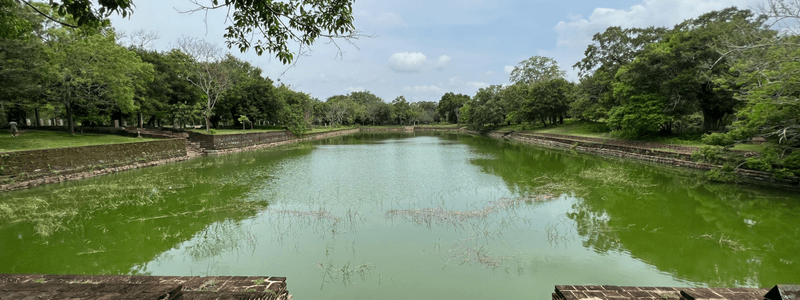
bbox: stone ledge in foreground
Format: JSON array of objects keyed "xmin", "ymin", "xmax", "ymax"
[
  {"xmin": 0, "ymin": 274, "xmax": 290, "ymax": 300},
  {"xmin": 552, "ymin": 285, "xmax": 800, "ymax": 300}
]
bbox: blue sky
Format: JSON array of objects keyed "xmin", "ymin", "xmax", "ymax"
[{"xmin": 109, "ymin": 0, "xmax": 763, "ymax": 103}]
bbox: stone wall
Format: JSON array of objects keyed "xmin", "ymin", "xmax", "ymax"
[
  {"xmin": 192, "ymin": 127, "xmax": 448, "ymax": 153},
  {"xmin": 414, "ymin": 127, "xmax": 464, "ymax": 132},
  {"xmin": 203, "ymin": 128, "xmax": 360, "ymax": 155},
  {"xmin": 0, "ymin": 139, "xmax": 186, "ymax": 186},
  {"xmin": 187, "ymin": 130, "xmax": 294, "ymax": 150},
  {"xmin": 359, "ymin": 127, "xmax": 408, "ymax": 132}
]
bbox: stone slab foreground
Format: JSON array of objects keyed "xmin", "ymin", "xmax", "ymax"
[
  {"xmin": 0, "ymin": 274, "xmax": 289, "ymax": 300},
  {"xmin": 553, "ymin": 285, "xmax": 785, "ymax": 300}
]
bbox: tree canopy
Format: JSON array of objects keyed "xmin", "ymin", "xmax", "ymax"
[{"xmin": 28, "ymin": 0, "xmax": 358, "ymax": 63}]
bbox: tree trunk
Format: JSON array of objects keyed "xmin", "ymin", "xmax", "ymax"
[
  {"xmin": 66, "ymin": 103, "xmax": 75, "ymax": 135},
  {"xmin": 139, "ymin": 112, "xmax": 143, "ymax": 128},
  {"xmin": 34, "ymin": 107, "xmax": 41, "ymax": 126},
  {"xmin": 702, "ymin": 109, "xmax": 725, "ymax": 132},
  {"xmin": 205, "ymin": 115, "xmax": 211, "ymax": 133}
]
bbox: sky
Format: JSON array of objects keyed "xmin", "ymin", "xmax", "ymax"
[{"xmin": 109, "ymin": 0, "xmax": 764, "ymax": 103}]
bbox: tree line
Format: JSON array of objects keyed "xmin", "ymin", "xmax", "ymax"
[
  {"xmin": 3, "ymin": 0, "xmax": 799, "ymax": 177},
  {"xmin": 449, "ymin": 3, "xmax": 800, "ymax": 178},
  {"xmin": 0, "ymin": 1, "xmax": 430, "ymax": 135}
]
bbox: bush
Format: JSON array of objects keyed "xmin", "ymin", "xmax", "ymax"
[
  {"xmin": 587, "ymin": 123, "xmax": 610, "ymax": 133},
  {"xmin": 705, "ymin": 163, "xmax": 738, "ymax": 183},
  {"xmin": 701, "ymin": 132, "xmax": 735, "ymax": 146},
  {"xmin": 692, "ymin": 146, "xmax": 733, "ymax": 165}
]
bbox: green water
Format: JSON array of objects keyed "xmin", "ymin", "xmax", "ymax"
[{"xmin": 2, "ymin": 132, "xmax": 799, "ymax": 299}]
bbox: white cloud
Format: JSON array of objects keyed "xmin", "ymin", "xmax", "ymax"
[
  {"xmin": 389, "ymin": 52, "xmax": 428, "ymax": 73},
  {"xmin": 405, "ymin": 85, "xmax": 445, "ymax": 94},
  {"xmin": 466, "ymin": 81, "xmax": 489, "ymax": 89},
  {"xmin": 504, "ymin": 65, "xmax": 515, "ymax": 74},
  {"xmin": 448, "ymin": 76, "xmax": 464, "ymax": 87},
  {"xmin": 346, "ymin": 87, "xmax": 366, "ymax": 93},
  {"xmin": 389, "ymin": 52, "xmax": 453, "ymax": 73},
  {"xmin": 436, "ymin": 55, "xmax": 451, "ymax": 71}
]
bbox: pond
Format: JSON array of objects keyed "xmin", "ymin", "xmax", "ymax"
[{"xmin": 1, "ymin": 132, "xmax": 799, "ymax": 299}]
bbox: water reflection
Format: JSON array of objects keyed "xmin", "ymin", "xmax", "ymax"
[
  {"xmin": 0, "ymin": 145, "xmax": 313, "ymax": 275},
  {"xmin": 2, "ymin": 132, "xmax": 799, "ymax": 300},
  {"xmin": 458, "ymin": 134, "xmax": 800, "ymax": 287}
]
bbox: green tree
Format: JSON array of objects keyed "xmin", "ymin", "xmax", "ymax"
[
  {"xmin": 509, "ymin": 56, "xmax": 565, "ymax": 85},
  {"xmin": 391, "ymin": 96, "xmax": 412, "ymax": 125},
  {"xmin": 0, "ymin": 0, "xmax": 33, "ymax": 39},
  {"xmin": 572, "ymin": 26, "xmax": 666, "ymax": 120},
  {"xmin": 525, "ymin": 78, "xmax": 574, "ymax": 126},
  {"xmin": 37, "ymin": 0, "xmax": 359, "ymax": 63},
  {"xmin": 216, "ymin": 54, "xmax": 278, "ymax": 128},
  {"xmin": 608, "ymin": 8, "xmax": 764, "ymax": 136},
  {"xmin": 349, "ymin": 90, "xmax": 383, "ymax": 125},
  {"xmin": 132, "ymin": 48, "xmax": 203, "ymax": 127},
  {"xmin": 46, "ymin": 28, "xmax": 153, "ymax": 134},
  {"xmin": 467, "ymin": 85, "xmax": 505, "ymax": 129},
  {"xmin": 326, "ymin": 94, "xmax": 354, "ymax": 125},
  {"xmin": 437, "ymin": 92, "xmax": 469, "ymax": 124},
  {"xmin": 411, "ymin": 101, "xmax": 438, "ymax": 125},
  {"xmin": 700, "ymin": 0, "xmax": 800, "ymax": 177},
  {"xmin": 176, "ymin": 36, "xmax": 230, "ymax": 133},
  {"xmin": 0, "ymin": 33, "xmax": 49, "ymax": 123}
]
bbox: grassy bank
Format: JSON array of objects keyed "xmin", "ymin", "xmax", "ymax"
[
  {"xmin": 0, "ymin": 130, "xmax": 158, "ymax": 153},
  {"xmin": 495, "ymin": 119, "xmax": 765, "ymax": 153}
]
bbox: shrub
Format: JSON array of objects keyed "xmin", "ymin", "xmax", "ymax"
[
  {"xmin": 701, "ymin": 132, "xmax": 735, "ymax": 146},
  {"xmin": 691, "ymin": 146, "xmax": 730, "ymax": 164},
  {"xmin": 705, "ymin": 163, "xmax": 738, "ymax": 183},
  {"xmin": 587, "ymin": 123, "xmax": 610, "ymax": 133}
]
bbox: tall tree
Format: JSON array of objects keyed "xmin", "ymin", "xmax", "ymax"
[
  {"xmin": 609, "ymin": 8, "xmax": 766, "ymax": 135},
  {"xmin": 704, "ymin": 0, "xmax": 799, "ymax": 151},
  {"xmin": 509, "ymin": 56, "xmax": 565, "ymax": 85},
  {"xmin": 391, "ymin": 96, "xmax": 412, "ymax": 125},
  {"xmin": 437, "ymin": 92, "xmax": 469, "ymax": 124},
  {"xmin": 572, "ymin": 26, "xmax": 666, "ymax": 120},
  {"xmin": 33, "ymin": 0, "xmax": 359, "ymax": 63},
  {"xmin": 176, "ymin": 36, "xmax": 230, "ymax": 133},
  {"xmin": 45, "ymin": 25, "xmax": 153, "ymax": 134},
  {"xmin": 467, "ymin": 85, "xmax": 505, "ymax": 128}
]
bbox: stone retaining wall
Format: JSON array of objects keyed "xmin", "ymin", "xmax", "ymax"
[
  {"xmin": 188, "ymin": 130, "xmax": 294, "ymax": 150},
  {"xmin": 0, "ymin": 274, "xmax": 289, "ymax": 300},
  {"xmin": 192, "ymin": 127, "xmax": 461, "ymax": 153},
  {"xmin": 359, "ymin": 127, "xmax": 408, "ymax": 132},
  {"xmin": 0, "ymin": 139, "xmax": 186, "ymax": 188},
  {"xmin": 204, "ymin": 128, "xmax": 361, "ymax": 155},
  {"xmin": 414, "ymin": 127, "xmax": 463, "ymax": 132}
]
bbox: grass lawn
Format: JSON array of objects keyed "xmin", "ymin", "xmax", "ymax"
[
  {"xmin": 495, "ymin": 119, "xmax": 766, "ymax": 153},
  {"xmin": 497, "ymin": 119, "xmax": 612, "ymax": 138},
  {"xmin": 0, "ymin": 130, "xmax": 159, "ymax": 153}
]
